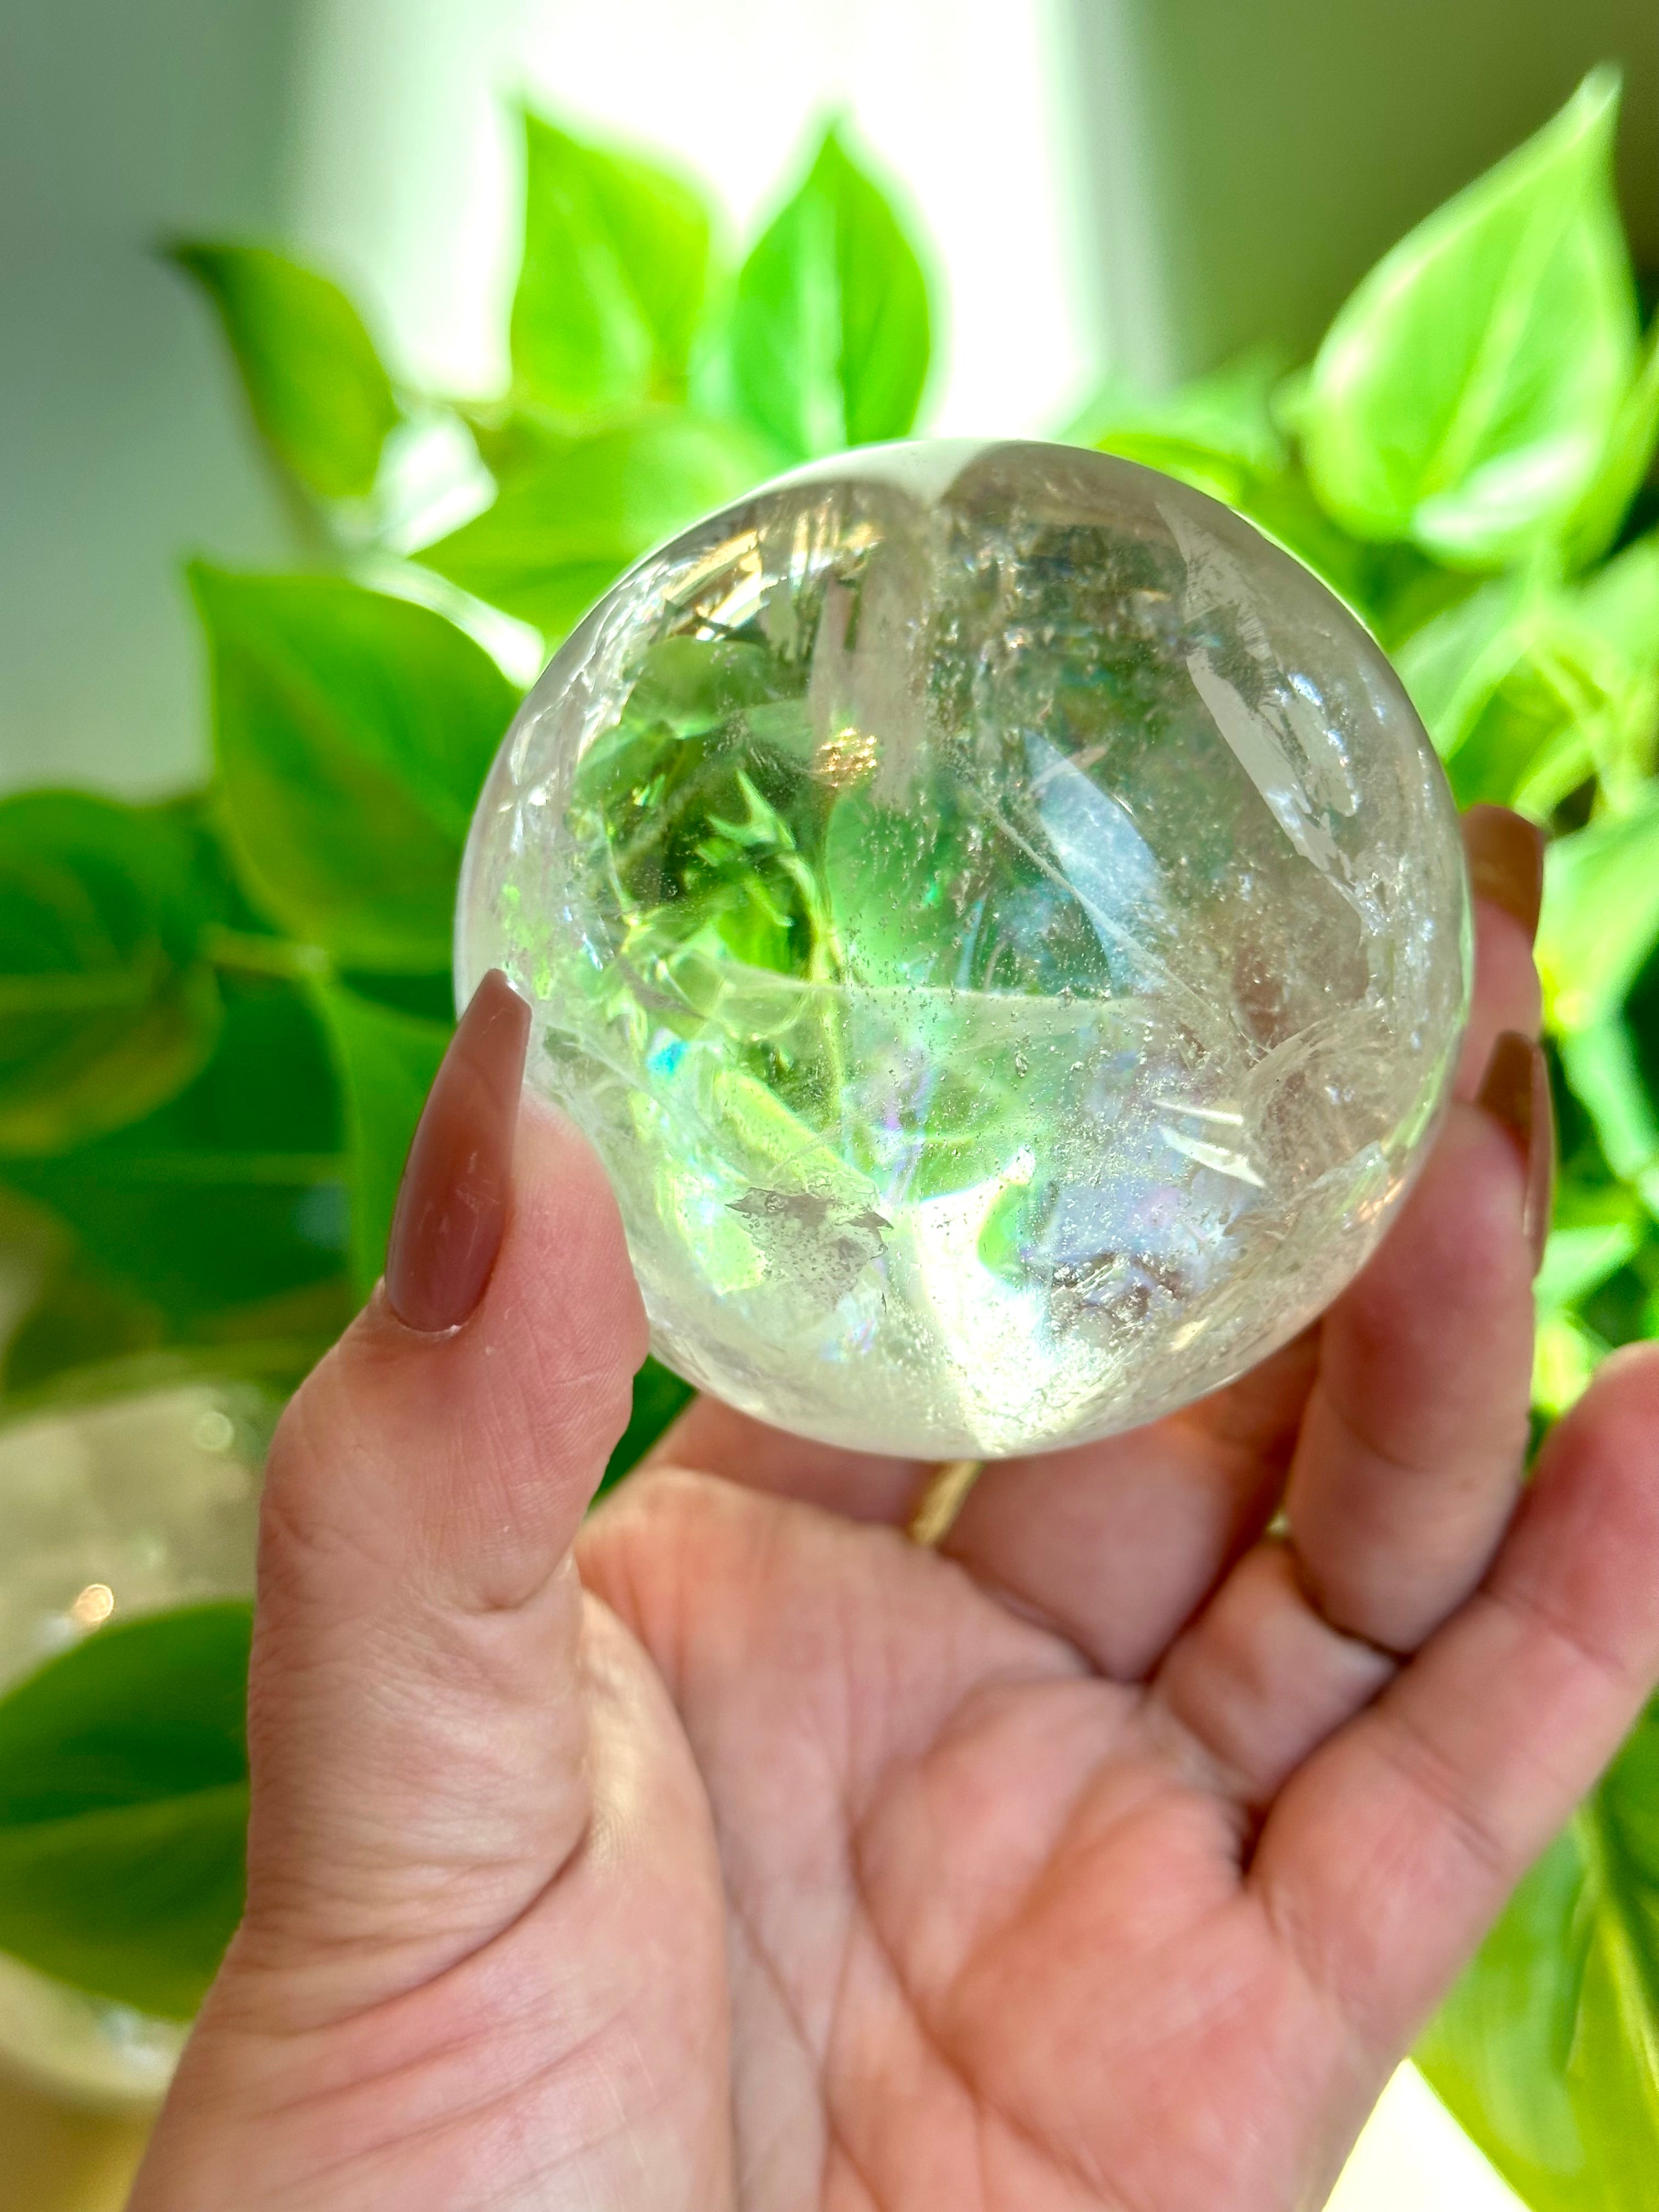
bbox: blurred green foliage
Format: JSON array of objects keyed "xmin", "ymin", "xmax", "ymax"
[
  {"xmin": 0, "ymin": 1606, "xmax": 251, "ymax": 2019},
  {"xmin": 167, "ymin": 244, "xmax": 399, "ymax": 504},
  {"xmin": 0, "ymin": 83, "xmax": 1657, "ymax": 2201},
  {"xmin": 1419, "ymin": 1700, "xmax": 1659, "ymax": 2210}
]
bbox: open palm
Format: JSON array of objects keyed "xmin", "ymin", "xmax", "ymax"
[{"xmin": 134, "ymin": 862, "xmax": 1659, "ymax": 2211}]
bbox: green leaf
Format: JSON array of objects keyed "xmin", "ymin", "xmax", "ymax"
[
  {"xmin": 1536, "ymin": 1220, "xmax": 1641, "ymax": 1312},
  {"xmin": 0, "ymin": 793, "xmax": 222, "ymax": 1156},
  {"xmin": 191, "ymin": 569, "xmax": 520, "ymax": 970},
  {"xmin": 1302, "ymin": 70, "xmax": 1638, "ymax": 566},
  {"xmin": 0, "ymin": 1791, "xmax": 249, "ymax": 2022},
  {"xmin": 1538, "ymin": 791, "xmax": 1659, "ymax": 1031},
  {"xmin": 727, "ymin": 125, "xmax": 932, "ymax": 461},
  {"xmin": 511, "ymin": 112, "xmax": 713, "ymax": 416},
  {"xmin": 599, "ymin": 1356, "xmax": 695, "ymax": 1496},
  {"xmin": 416, "ymin": 411, "xmax": 763, "ymax": 636},
  {"xmin": 316, "ymin": 982, "xmax": 451, "ymax": 1299},
  {"xmin": 1565, "ymin": 315, "xmax": 1659, "ymax": 568},
  {"xmin": 0, "ymin": 1603, "xmax": 252, "ymax": 2017},
  {"xmin": 170, "ymin": 242, "xmax": 399, "ymax": 502},
  {"xmin": 2, "ymin": 970, "xmax": 352, "ymax": 1397},
  {"xmin": 1419, "ymin": 1698, "xmax": 1659, "ymax": 2210}
]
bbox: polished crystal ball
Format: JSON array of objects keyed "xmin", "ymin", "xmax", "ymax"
[{"xmin": 456, "ymin": 441, "xmax": 1470, "ymax": 1459}]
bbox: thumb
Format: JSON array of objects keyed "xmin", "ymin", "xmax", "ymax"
[{"xmin": 235, "ymin": 971, "xmax": 648, "ymax": 2004}]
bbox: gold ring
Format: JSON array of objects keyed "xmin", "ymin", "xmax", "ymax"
[{"xmin": 906, "ymin": 1458, "xmax": 984, "ymax": 1547}]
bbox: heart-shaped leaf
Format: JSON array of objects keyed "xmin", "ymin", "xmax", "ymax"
[
  {"xmin": 192, "ymin": 569, "xmax": 520, "ymax": 970},
  {"xmin": 1565, "ymin": 316, "xmax": 1659, "ymax": 568},
  {"xmin": 1419, "ymin": 1699, "xmax": 1659, "ymax": 2210},
  {"xmin": 726, "ymin": 126, "xmax": 932, "ymax": 461},
  {"xmin": 511, "ymin": 113, "xmax": 713, "ymax": 416},
  {"xmin": 2, "ymin": 968, "xmax": 352, "ymax": 1400},
  {"xmin": 171, "ymin": 242, "xmax": 399, "ymax": 502},
  {"xmin": 1398, "ymin": 541, "xmax": 1659, "ymax": 815},
  {"xmin": 1302, "ymin": 70, "xmax": 1638, "ymax": 566},
  {"xmin": 0, "ymin": 1603, "xmax": 252, "ymax": 2018},
  {"xmin": 0, "ymin": 794, "xmax": 222, "ymax": 1156}
]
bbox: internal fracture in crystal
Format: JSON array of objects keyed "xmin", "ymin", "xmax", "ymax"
[{"xmin": 456, "ymin": 442, "xmax": 1470, "ymax": 1459}]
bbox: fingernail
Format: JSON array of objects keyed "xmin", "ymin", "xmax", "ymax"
[
  {"xmin": 1462, "ymin": 806, "xmax": 1545, "ymax": 944},
  {"xmin": 1475, "ymin": 1030, "xmax": 1555, "ymax": 1274},
  {"xmin": 385, "ymin": 971, "xmax": 531, "ymax": 1332}
]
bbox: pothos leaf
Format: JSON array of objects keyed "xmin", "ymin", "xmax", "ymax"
[
  {"xmin": 1, "ymin": 969, "xmax": 351, "ymax": 1401},
  {"xmin": 1419, "ymin": 1699, "xmax": 1659, "ymax": 2211},
  {"xmin": 0, "ymin": 1603, "xmax": 252, "ymax": 2018},
  {"xmin": 0, "ymin": 793, "xmax": 222, "ymax": 1156},
  {"xmin": 1302, "ymin": 70, "xmax": 1638, "ymax": 566},
  {"xmin": 192, "ymin": 568, "xmax": 519, "ymax": 971},
  {"xmin": 727, "ymin": 125, "xmax": 932, "ymax": 461},
  {"xmin": 170, "ymin": 242, "xmax": 399, "ymax": 502},
  {"xmin": 511, "ymin": 112, "xmax": 713, "ymax": 416},
  {"xmin": 1396, "ymin": 545, "xmax": 1659, "ymax": 816}
]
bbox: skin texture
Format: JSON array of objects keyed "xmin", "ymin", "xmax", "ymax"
[{"xmin": 132, "ymin": 844, "xmax": 1659, "ymax": 2212}]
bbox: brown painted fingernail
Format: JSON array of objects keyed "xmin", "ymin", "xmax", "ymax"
[
  {"xmin": 1475, "ymin": 1030, "xmax": 1555, "ymax": 1274},
  {"xmin": 385, "ymin": 970, "xmax": 531, "ymax": 1332},
  {"xmin": 1463, "ymin": 805, "xmax": 1545, "ymax": 943}
]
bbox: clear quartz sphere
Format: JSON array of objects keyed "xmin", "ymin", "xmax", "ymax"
[{"xmin": 457, "ymin": 441, "xmax": 1470, "ymax": 1460}]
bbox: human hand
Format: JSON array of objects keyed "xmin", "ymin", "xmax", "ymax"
[{"xmin": 133, "ymin": 806, "xmax": 1659, "ymax": 2211}]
